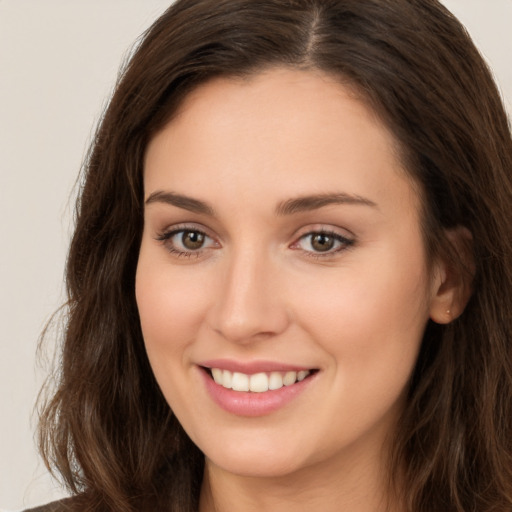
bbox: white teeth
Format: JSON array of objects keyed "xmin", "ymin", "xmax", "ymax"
[
  {"xmin": 209, "ymin": 368, "xmax": 311, "ymax": 392},
  {"xmin": 231, "ymin": 372, "xmax": 249, "ymax": 392},
  {"xmin": 249, "ymin": 373, "xmax": 268, "ymax": 393},
  {"xmin": 297, "ymin": 370, "xmax": 308, "ymax": 381},
  {"xmin": 268, "ymin": 371, "xmax": 284, "ymax": 390},
  {"xmin": 211, "ymin": 368, "xmax": 223, "ymax": 385},
  {"xmin": 222, "ymin": 369, "xmax": 233, "ymax": 389},
  {"xmin": 283, "ymin": 371, "xmax": 297, "ymax": 386}
]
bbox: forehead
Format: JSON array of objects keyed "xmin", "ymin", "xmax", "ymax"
[{"xmin": 143, "ymin": 68, "xmax": 419, "ymax": 219}]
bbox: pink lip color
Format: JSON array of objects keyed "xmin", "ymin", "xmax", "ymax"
[
  {"xmin": 198, "ymin": 365, "xmax": 316, "ymax": 417},
  {"xmin": 199, "ymin": 359, "xmax": 311, "ymax": 374}
]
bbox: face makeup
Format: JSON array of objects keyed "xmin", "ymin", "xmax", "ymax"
[{"xmin": 136, "ymin": 68, "xmax": 442, "ymax": 481}]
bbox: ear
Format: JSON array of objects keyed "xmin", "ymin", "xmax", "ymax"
[{"xmin": 429, "ymin": 227, "xmax": 474, "ymax": 324}]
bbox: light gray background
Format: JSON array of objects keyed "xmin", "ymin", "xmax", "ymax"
[{"xmin": 1, "ymin": 1, "xmax": 511, "ymax": 509}]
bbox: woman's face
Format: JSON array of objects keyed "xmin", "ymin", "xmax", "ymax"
[{"xmin": 136, "ymin": 68, "xmax": 443, "ymax": 479}]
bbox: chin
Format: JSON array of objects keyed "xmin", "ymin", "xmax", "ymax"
[
  {"xmin": 200, "ymin": 434, "xmax": 311, "ymax": 478},
  {"xmin": 207, "ymin": 452, "xmax": 307, "ymax": 479}
]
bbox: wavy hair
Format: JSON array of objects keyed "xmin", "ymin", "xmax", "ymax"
[{"xmin": 38, "ymin": 1, "xmax": 512, "ymax": 511}]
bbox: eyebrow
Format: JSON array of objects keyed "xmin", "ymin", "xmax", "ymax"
[
  {"xmin": 144, "ymin": 190, "xmax": 377, "ymax": 216},
  {"xmin": 276, "ymin": 192, "xmax": 377, "ymax": 215},
  {"xmin": 145, "ymin": 191, "xmax": 215, "ymax": 216}
]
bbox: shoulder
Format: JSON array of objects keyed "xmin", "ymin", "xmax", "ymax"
[{"xmin": 23, "ymin": 497, "xmax": 77, "ymax": 512}]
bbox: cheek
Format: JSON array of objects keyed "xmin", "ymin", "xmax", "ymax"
[
  {"xmin": 135, "ymin": 255, "xmax": 216, "ymax": 422},
  {"xmin": 292, "ymin": 259, "xmax": 429, "ymax": 440},
  {"xmin": 135, "ymin": 256, "xmax": 212, "ymax": 357},
  {"xmin": 291, "ymin": 246, "xmax": 431, "ymax": 376}
]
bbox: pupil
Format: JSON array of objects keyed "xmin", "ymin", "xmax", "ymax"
[
  {"xmin": 312, "ymin": 234, "xmax": 334, "ymax": 252},
  {"xmin": 182, "ymin": 231, "xmax": 204, "ymax": 250}
]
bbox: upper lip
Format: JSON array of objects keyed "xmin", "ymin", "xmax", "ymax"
[{"xmin": 199, "ymin": 359, "xmax": 316, "ymax": 374}]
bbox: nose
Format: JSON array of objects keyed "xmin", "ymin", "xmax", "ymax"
[{"xmin": 207, "ymin": 247, "xmax": 290, "ymax": 344}]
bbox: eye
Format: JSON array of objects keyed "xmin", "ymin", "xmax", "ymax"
[
  {"xmin": 156, "ymin": 227, "xmax": 217, "ymax": 257},
  {"xmin": 178, "ymin": 230, "xmax": 206, "ymax": 250},
  {"xmin": 292, "ymin": 230, "xmax": 354, "ymax": 256}
]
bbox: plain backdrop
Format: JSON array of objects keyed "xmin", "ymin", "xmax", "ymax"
[{"xmin": 1, "ymin": 1, "xmax": 511, "ymax": 509}]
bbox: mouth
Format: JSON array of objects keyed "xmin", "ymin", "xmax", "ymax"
[{"xmin": 202, "ymin": 367, "xmax": 318, "ymax": 393}]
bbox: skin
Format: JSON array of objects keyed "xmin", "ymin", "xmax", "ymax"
[{"xmin": 136, "ymin": 68, "xmax": 458, "ymax": 512}]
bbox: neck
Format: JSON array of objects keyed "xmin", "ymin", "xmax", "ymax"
[{"xmin": 198, "ymin": 446, "xmax": 402, "ymax": 512}]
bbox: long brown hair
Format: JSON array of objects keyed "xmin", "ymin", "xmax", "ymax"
[{"xmin": 38, "ymin": 1, "xmax": 512, "ymax": 511}]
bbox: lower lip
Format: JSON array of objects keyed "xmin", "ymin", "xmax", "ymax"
[{"xmin": 199, "ymin": 368, "xmax": 316, "ymax": 417}]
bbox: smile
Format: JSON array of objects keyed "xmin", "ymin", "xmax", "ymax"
[
  {"xmin": 197, "ymin": 360, "xmax": 319, "ymax": 416},
  {"xmin": 210, "ymin": 368, "xmax": 311, "ymax": 392}
]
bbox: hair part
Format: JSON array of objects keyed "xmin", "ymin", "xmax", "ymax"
[{"xmin": 38, "ymin": 1, "xmax": 512, "ymax": 511}]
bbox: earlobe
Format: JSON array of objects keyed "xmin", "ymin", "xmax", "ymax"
[{"xmin": 429, "ymin": 227, "xmax": 474, "ymax": 324}]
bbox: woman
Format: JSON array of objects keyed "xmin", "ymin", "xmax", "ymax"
[{"xmin": 31, "ymin": 0, "xmax": 512, "ymax": 511}]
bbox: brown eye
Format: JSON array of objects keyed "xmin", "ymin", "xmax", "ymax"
[
  {"xmin": 181, "ymin": 230, "xmax": 205, "ymax": 250},
  {"xmin": 157, "ymin": 228, "xmax": 216, "ymax": 256},
  {"xmin": 293, "ymin": 230, "xmax": 354, "ymax": 257},
  {"xmin": 310, "ymin": 233, "xmax": 335, "ymax": 252}
]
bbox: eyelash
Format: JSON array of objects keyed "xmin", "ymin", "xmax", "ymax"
[
  {"xmin": 156, "ymin": 226, "xmax": 214, "ymax": 258},
  {"xmin": 292, "ymin": 230, "xmax": 355, "ymax": 259},
  {"xmin": 155, "ymin": 226, "xmax": 354, "ymax": 259}
]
